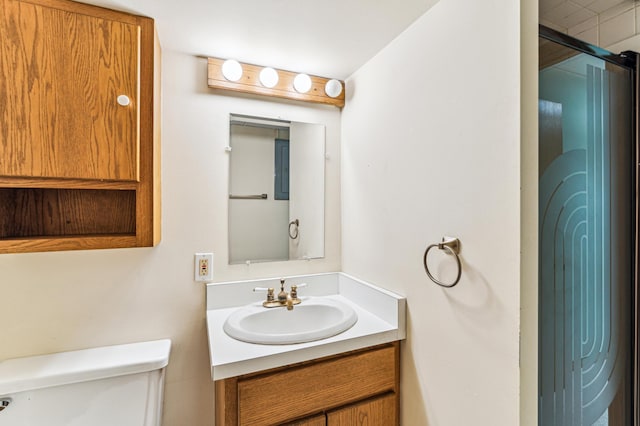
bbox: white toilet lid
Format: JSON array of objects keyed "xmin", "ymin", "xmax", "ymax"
[{"xmin": 0, "ymin": 339, "xmax": 171, "ymax": 396}]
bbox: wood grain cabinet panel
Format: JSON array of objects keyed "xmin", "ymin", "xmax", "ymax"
[
  {"xmin": 0, "ymin": 0, "xmax": 139, "ymax": 181},
  {"xmin": 283, "ymin": 414, "xmax": 327, "ymax": 426},
  {"xmin": 215, "ymin": 342, "xmax": 400, "ymax": 426},
  {"xmin": 0, "ymin": 0, "xmax": 160, "ymax": 253},
  {"xmin": 327, "ymin": 393, "xmax": 397, "ymax": 425},
  {"xmin": 0, "ymin": 188, "xmax": 135, "ymax": 237}
]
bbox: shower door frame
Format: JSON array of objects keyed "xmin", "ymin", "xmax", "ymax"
[{"xmin": 539, "ymin": 24, "xmax": 639, "ymax": 425}]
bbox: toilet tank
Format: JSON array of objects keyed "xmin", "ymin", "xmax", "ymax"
[{"xmin": 0, "ymin": 339, "xmax": 171, "ymax": 426}]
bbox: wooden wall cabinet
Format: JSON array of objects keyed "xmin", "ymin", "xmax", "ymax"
[
  {"xmin": 215, "ymin": 342, "xmax": 400, "ymax": 426},
  {"xmin": 0, "ymin": 0, "xmax": 161, "ymax": 253}
]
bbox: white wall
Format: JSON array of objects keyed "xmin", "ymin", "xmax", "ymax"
[
  {"xmin": 341, "ymin": 0, "xmax": 522, "ymax": 424},
  {"xmin": 0, "ymin": 51, "xmax": 342, "ymax": 426}
]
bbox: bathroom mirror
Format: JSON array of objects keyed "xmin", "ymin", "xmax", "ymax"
[{"xmin": 228, "ymin": 114, "xmax": 325, "ymax": 264}]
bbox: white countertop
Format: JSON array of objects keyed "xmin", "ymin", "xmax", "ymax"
[{"xmin": 206, "ymin": 272, "xmax": 406, "ymax": 380}]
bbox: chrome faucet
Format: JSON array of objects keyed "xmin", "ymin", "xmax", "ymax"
[{"xmin": 254, "ymin": 279, "xmax": 304, "ymax": 310}]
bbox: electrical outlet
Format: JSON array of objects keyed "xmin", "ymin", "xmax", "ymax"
[{"xmin": 194, "ymin": 253, "xmax": 214, "ymax": 282}]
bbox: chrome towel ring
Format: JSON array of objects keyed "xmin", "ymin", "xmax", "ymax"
[
  {"xmin": 423, "ymin": 237, "xmax": 462, "ymax": 288},
  {"xmin": 289, "ymin": 219, "xmax": 299, "ymax": 239}
]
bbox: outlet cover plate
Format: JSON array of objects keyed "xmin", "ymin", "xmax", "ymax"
[{"xmin": 195, "ymin": 253, "xmax": 214, "ymax": 282}]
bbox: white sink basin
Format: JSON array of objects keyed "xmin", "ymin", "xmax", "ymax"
[{"xmin": 223, "ymin": 297, "xmax": 358, "ymax": 345}]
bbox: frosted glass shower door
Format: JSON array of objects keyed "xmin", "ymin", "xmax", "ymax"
[{"xmin": 539, "ymin": 36, "xmax": 633, "ymax": 426}]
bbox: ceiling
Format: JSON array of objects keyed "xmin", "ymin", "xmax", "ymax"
[
  {"xmin": 80, "ymin": 0, "xmax": 440, "ymax": 80},
  {"xmin": 540, "ymin": 0, "xmax": 637, "ymax": 30}
]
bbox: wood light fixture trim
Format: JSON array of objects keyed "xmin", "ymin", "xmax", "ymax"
[{"xmin": 207, "ymin": 57, "xmax": 345, "ymax": 108}]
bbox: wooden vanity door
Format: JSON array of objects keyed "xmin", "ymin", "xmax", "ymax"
[
  {"xmin": 0, "ymin": 0, "xmax": 140, "ymax": 181},
  {"xmin": 284, "ymin": 414, "xmax": 327, "ymax": 426},
  {"xmin": 327, "ymin": 393, "xmax": 397, "ymax": 425}
]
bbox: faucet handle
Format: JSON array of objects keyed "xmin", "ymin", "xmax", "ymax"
[
  {"xmin": 290, "ymin": 283, "xmax": 306, "ymax": 299},
  {"xmin": 253, "ymin": 287, "xmax": 275, "ymax": 302}
]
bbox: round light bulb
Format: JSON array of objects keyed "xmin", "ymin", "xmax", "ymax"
[
  {"xmin": 259, "ymin": 67, "xmax": 279, "ymax": 88},
  {"xmin": 221, "ymin": 59, "xmax": 243, "ymax": 82},
  {"xmin": 293, "ymin": 73, "xmax": 312, "ymax": 93},
  {"xmin": 324, "ymin": 79, "xmax": 343, "ymax": 98}
]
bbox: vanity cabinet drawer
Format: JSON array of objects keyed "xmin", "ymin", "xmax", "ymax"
[{"xmin": 215, "ymin": 342, "xmax": 399, "ymax": 426}]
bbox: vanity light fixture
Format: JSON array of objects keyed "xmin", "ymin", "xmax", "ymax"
[
  {"xmin": 207, "ymin": 57, "xmax": 345, "ymax": 108},
  {"xmin": 259, "ymin": 67, "xmax": 279, "ymax": 88},
  {"xmin": 293, "ymin": 73, "xmax": 312, "ymax": 94},
  {"xmin": 324, "ymin": 79, "xmax": 343, "ymax": 98},
  {"xmin": 221, "ymin": 59, "xmax": 243, "ymax": 82}
]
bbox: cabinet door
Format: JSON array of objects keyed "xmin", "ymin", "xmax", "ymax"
[
  {"xmin": 0, "ymin": 0, "xmax": 139, "ymax": 181},
  {"xmin": 327, "ymin": 393, "xmax": 397, "ymax": 426},
  {"xmin": 283, "ymin": 414, "xmax": 326, "ymax": 426}
]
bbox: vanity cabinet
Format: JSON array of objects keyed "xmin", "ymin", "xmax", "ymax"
[
  {"xmin": 326, "ymin": 393, "xmax": 397, "ymax": 425},
  {"xmin": 285, "ymin": 394, "xmax": 397, "ymax": 426},
  {"xmin": 284, "ymin": 414, "xmax": 326, "ymax": 426},
  {"xmin": 215, "ymin": 342, "xmax": 400, "ymax": 426},
  {"xmin": 0, "ymin": 0, "xmax": 160, "ymax": 253}
]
